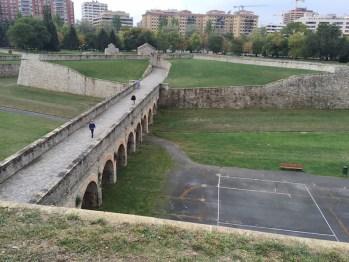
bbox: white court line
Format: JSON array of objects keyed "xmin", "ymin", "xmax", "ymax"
[
  {"xmin": 217, "ymin": 174, "xmax": 221, "ymax": 226},
  {"xmin": 304, "ymin": 185, "xmax": 339, "ymax": 242},
  {"xmin": 220, "ymin": 176, "xmax": 305, "ymax": 186},
  {"xmin": 219, "ymin": 186, "xmax": 291, "ymax": 198},
  {"xmin": 218, "ymin": 222, "xmax": 336, "ymax": 239}
]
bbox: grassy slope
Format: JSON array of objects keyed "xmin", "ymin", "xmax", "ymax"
[
  {"xmin": 0, "ymin": 78, "xmax": 101, "ymax": 118},
  {"xmin": 1, "ymin": 208, "xmax": 347, "ymax": 261},
  {"xmin": 53, "ymin": 59, "xmax": 149, "ymax": 82},
  {"xmin": 100, "ymin": 141, "xmax": 173, "ymax": 216},
  {"xmin": 153, "ymin": 109, "xmax": 349, "ymax": 177},
  {"xmin": 0, "ymin": 111, "xmax": 62, "ymax": 160},
  {"xmin": 166, "ymin": 59, "xmax": 315, "ymax": 88}
]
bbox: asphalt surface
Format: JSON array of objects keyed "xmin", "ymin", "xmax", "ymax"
[{"xmin": 149, "ymin": 136, "xmax": 349, "ymax": 243}]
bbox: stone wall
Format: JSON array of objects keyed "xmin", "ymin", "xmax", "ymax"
[
  {"xmin": 39, "ymin": 54, "xmax": 148, "ymax": 61},
  {"xmin": 18, "ymin": 58, "xmax": 128, "ymax": 98},
  {"xmin": 194, "ymin": 54, "xmax": 343, "ymax": 73},
  {"xmin": 160, "ymin": 68, "xmax": 349, "ymax": 109},
  {"xmin": 0, "ymin": 81, "xmax": 137, "ymax": 184},
  {"xmin": 0, "ymin": 64, "xmax": 20, "ymax": 77}
]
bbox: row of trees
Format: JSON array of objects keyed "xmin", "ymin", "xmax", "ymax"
[{"xmin": 1, "ymin": 11, "xmax": 349, "ymax": 62}]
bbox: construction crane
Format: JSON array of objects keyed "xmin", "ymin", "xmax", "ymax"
[{"xmin": 233, "ymin": 5, "xmax": 267, "ymax": 11}]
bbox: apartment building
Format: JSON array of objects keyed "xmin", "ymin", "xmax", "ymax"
[
  {"xmin": 81, "ymin": 0, "xmax": 107, "ymax": 23},
  {"xmin": 93, "ymin": 10, "xmax": 133, "ymax": 28},
  {"xmin": 265, "ymin": 23, "xmax": 285, "ymax": 33},
  {"xmin": 283, "ymin": 7, "xmax": 317, "ymax": 24},
  {"xmin": 296, "ymin": 13, "xmax": 349, "ymax": 36},
  {"xmin": 0, "ymin": 0, "xmax": 74, "ymax": 24},
  {"xmin": 140, "ymin": 9, "xmax": 258, "ymax": 37}
]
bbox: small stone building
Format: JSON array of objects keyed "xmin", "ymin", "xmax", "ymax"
[
  {"xmin": 105, "ymin": 43, "xmax": 119, "ymax": 55},
  {"xmin": 137, "ymin": 43, "xmax": 156, "ymax": 56}
]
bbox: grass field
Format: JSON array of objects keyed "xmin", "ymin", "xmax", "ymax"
[
  {"xmin": 53, "ymin": 59, "xmax": 149, "ymax": 82},
  {"xmin": 166, "ymin": 59, "xmax": 316, "ymax": 88},
  {"xmin": 0, "ymin": 60, "xmax": 20, "ymax": 64},
  {"xmin": 0, "ymin": 111, "xmax": 62, "ymax": 160},
  {"xmin": 1, "ymin": 207, "xmax": 347, "ymax": 261},
  {"xmin": 0, "ymin": 78, "xmax": 101, "ymax": 118},
  {"xmin": 153, "ymin": 109, "xmax": 349, "ymax": 177},
  {"xmin": 100, "ymin": 141, "xmax": 173, "ymax": 216}
]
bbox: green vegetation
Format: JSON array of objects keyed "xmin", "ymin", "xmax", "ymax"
[
  {"xmin": 0, "ymin": 60, "xmax": 20, "ymax": 64},
  {"xmin": 0, "ymin": 78, "xmax": 101, "ymax": 118},
  {"xmin": 153, "ymin": 109, "xmax": 349, "ymax": 177},
  {"xmin": 0, "ymin": 111, "xmax": 61, "ymax": 160},
  {"xmin": 53, "ymin": 59, "xmax": 149, "ymax": 82},
  {"xmin": 100, "ymin": 141, "xmax": 173, "ymax": 216},
  {"xmin": 1, "ymin": 207, "xmax": 347, "ymax": 261},
  {"xmin": 166, "ymin": 59, "xmax": 314, "ymax": 88}
]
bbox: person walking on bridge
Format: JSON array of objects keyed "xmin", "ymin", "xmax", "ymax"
[
  {"xmin": 131, "ymin": 95, "xmax": 136, "ymax": 105},
  {"xmin": 89, "ymin": 120, "xmax": 96, "ymax": 138}
]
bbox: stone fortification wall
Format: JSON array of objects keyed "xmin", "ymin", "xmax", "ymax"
[
  {"xmin": 18, "ymin": 58, "xmax": 128, "ymax": 98},
  {"xmin": 0, "ymin": 81, "xmax": 137, "ymax": 184},
  {"xmin": 39, "ymin": 54, "xmax": 148, "ymax": 61},
  {"xmin": 160, "ymin": 68, "xmax": 349, "ymax": 109},
  {"xmin": 194, "ymin": 54, "xmax": 343, "ymax": 73},
  {"xmin": 0, "ymin": 64, "xmax": 20, "ymax": 77}
]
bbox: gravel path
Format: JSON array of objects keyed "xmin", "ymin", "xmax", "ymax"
[{"xmin": 0, "ymin": 65, "xmax": 169, "ymax": 203}]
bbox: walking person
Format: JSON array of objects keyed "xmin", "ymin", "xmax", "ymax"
[
  {"xmin": 131, "ymin": 95, "xmax": 136, "ymax": 105},
  {"xmin": 89, "ymin": 120, "xmax": 96, "ymax": 138},
  {"xmin": 136, "ymin": 79, "xmax": 141, "ymax": 89}
]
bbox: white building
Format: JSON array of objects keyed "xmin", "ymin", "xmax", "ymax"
[
  {"xmin": 82, "ymin": 0, "xmax": 108, "ymax": 23},
  {"xmin": 296, "ymin": 13, "xmax": 349, "ymax": 36},
  {"xmin": 93, "ymin": 10, "xmax": 133, "ymax": 28},
  {"xmin": 265, "ymin": 24, "xmax": 285, "ymax": 33}
]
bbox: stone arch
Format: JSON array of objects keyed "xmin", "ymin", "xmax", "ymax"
[
  {"xmin": 116, "ymin": 144, "xmax": 127, "ymax": 167},
  {"xmin": 127, "ymin": 132, "xmax": 136, "ymax": 154},
  {"xmin": 141, "ymin": 115, "xmax": 148, "ymax": 134},
  {"xmin": 102, "ymin": 160, "xmax": 115, "ymax": 186},
  {"xmin": 81, "ymin": 181, "xmax": 99, "ymax": 209},
  {"xmin": 148, "ymin": 108, "xmax": 153, "ymax": 125},
  {"xmin": 135, "ymin": 123, "xmax": 142, "ymax": 145}
]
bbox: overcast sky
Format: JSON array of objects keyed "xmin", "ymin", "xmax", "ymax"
[{"xmin": 73, "ymin": 0, "xmax": 348, "ymax": 25}]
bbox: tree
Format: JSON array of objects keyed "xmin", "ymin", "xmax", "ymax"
[
  {"xmin": 43, "ymin": 5, "xmax": 60, "ymax": 51},
  {"xmin": 112, "ymin": 16, "xmax": 122, "ymax": 32},
  {"xmin": 288, "ymin": 32, "xmax": 305, "ymax": 58},
  {"xmin": 282, "ymin": 22, "xmax": 308, "ymax": 36},
  {"xmin": 231, "ymin": 37, "xmax": 244, "ymax": 55},
  {"xmin": 0, "ymin": 21, "xmax": 10, "ymax": 47},
  {"xmin": 63, "ymin": 26, "xmax": 79, "ymax": 50},
  {"xmin": 208, "ymin": 34, "xmax": 224, "ymax": 53},
  {"xmin": 264, "ymin": 33, "xmax": 288, "ymax": 57},
  {"xmin": 302, "ymin": 32, "xmax": 319, "ymax": 58},
  {"xmin": 251, "ymin": 28, "xmax": 267, "ymax": 56},
  {"xmin": 317, "ymin": 23, "xmax": 342, "ymax": 60},
  {"xmin": 96, "ymin": 28, "xmax": 109, "ymax": 51},
  {"xmin": 338, "ymin": 37, "xmax": 349, "ymax": 63},
  {"xmin": 7, "ymin": 17, "xmax": 50, "ymax": 50},
  {"xmin": 205, "ymin": 20, "xmax": 213, "ymax": 34},
  {"xmin": 53, "ymin": 15, "xmax": 64, "ymax": 31},
  {"xmin": 189, "ymin": 33, "xmax": 202, "ymax": 52}
]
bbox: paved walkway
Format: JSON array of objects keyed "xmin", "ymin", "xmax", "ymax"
[
  {"xmin": 149, "ymin": 137, "xmax": 349, "ymax": 243},
  {"xmin": 0, "ymin": 64, "xmax": 169, "ymax": 203}
]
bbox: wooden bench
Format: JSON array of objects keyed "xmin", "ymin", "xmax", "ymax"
[{"xmin": 280, "ymin": 163, "xmax": 304, "ymax": 171}]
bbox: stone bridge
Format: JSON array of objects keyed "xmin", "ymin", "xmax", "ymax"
[{"xmin": 0, "ymin": 59, "xmax": 170, "ymax": 209}]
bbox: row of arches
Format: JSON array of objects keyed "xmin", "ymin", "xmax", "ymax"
[{"xmin": 80, "ymin": 102, "xmax": 157, "ymax": 209}]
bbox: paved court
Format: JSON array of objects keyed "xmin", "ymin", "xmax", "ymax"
[{"xmin": 150, "ymin": 137, "xmax": 349, "ymax": 243}]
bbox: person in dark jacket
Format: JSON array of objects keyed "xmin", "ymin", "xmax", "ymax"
[
  {"xmin": 131, "ymin": 95, "xmax": 136, "ymax": 105},
  {"xmin": 89, "ymin": 121, "xmax": 96, "ymax": 138}
]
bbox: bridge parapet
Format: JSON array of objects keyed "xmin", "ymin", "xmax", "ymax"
[{"xmin": 0, "ymin": 82, "xmax": 137, "ymax": 185}]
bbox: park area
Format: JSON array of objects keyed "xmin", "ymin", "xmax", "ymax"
[
  {"xmin": 0, "ymin": 78, "xmax": 101, "ymax": 160},
  {"xmin": 152, "ymin": 109, "xmax": 349, "ymax": 177},
  {"xmin": 53, "ymin": 59, "xmax": 149, "ymax": 82},
  {"xmin": 166, "ymin": 59, "xmax": 315, "ymax": 88}
]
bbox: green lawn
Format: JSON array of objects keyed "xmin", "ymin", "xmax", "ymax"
[
  {"xmin": 100, "ymin": 141, "xmax": 173, "ymax": 216},
  {"xmin": 2, "ymin": 208, "xmax": 347, "ymax": 261},
  {"xmin": 53, "ymin": 59, "xmax": 149, "ymax": 82},
  {"xmin": 0, "ymin": 111, "xmax": 62, "ymax": 160},
  {"xmin": 0, "ymin": 78, "xmax": 101, "ymax": 118},
  {"xmin": 166, "ymin": 59, "xmax": 316, "ymax": 88},
  {"xmin": 153, "ymin": 109, "xmax": 349, "ymax": 177},
  {"xmin": 0, "ymin": 60, "xmax": 20, "ymax": 64}
]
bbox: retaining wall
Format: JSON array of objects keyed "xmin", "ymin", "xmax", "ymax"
[
  {"xmin": 39, "ymin": 54, "xmax": 148, "ymax": 61},
  {"xmin": 160, "ymin": 68, "xmax": 349, "ymax": 109},
  {"xmin": 18, "ymin": 58, "xmax": 129, "ymax": 98},
  {"xmin": 0, "ymin": 81, "xmax": 137, "ymax": 184},
  {"xmin": 0, "ymin": 64, "xmax": 20, "ymax": 77},
  {"xmin": 194, "ymin": 54, "xmax": 342, "ymax": 73}
]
